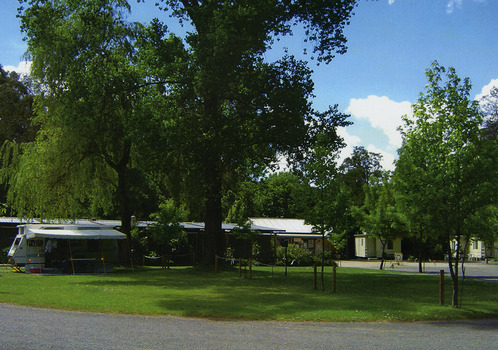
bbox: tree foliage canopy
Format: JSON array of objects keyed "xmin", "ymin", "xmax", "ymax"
[{"xmin": 395, "ymin": 61, "xmax": 497, "ymax": 307}]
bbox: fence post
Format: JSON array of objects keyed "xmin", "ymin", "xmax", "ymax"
[
  {"xmin": 313, "ymin": 264, "xmax": 317, "ymax": 290},
  {"xmin": 439, "ymin": 270, "xmax": 444, "ymax": 305},
  {"xmin": 332, "ymin": 265, "xmax": 337, "ymax": 293}
]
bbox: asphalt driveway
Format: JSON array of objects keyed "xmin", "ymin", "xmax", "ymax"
[{"xmin": 1, "ymin": 303, "xmax": 497, "ymax": 350}]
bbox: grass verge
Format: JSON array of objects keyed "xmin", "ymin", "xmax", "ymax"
[{"xmin": 0, "ymin": 265, "xmax": 496, "ymax": 322}]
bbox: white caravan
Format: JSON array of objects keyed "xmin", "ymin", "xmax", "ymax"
[{"xmin": 8, "ymin": 224, "xmax": 126, "ymax": 273}]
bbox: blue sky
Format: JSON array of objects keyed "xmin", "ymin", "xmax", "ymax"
[{"xmin": 1, "ymin": 0, "xmax": 497, "ymax": 170}]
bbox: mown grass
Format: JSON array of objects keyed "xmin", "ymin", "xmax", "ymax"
[{"xmin": 0, "ymin": 265, "xmax": 496, "ymax": 322}]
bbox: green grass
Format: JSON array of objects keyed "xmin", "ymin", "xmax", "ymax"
[{"xmin": 0, "ymin": 265, "xmax": 496, "ymax": 322}]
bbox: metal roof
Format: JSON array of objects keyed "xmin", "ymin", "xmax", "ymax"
[{"xmin": 249, "ymin": 218, "xmax": 314, "ymax": 234}]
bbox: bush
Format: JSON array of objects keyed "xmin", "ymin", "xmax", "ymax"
[
  {"xmin": 276, "ymin": 243, "xmax": 314, "ymax": 266},
  {"xmin": 0, "ymin": 247, "xmax": 10, "ymax": 264}
]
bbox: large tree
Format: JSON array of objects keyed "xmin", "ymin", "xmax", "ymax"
[
  {"xmin": 12, "ymin": 0, "xmax": 182, "ymax": 238},
  {"xmin": 395, "ymin": 62, "xmax": 497, "ymax": 307},
  {"xmin": 0, "ymin": 66, "xmax": 37, "ymax": 215},
  {"xmin": 157, "ymin": 0, "xmax": 358, "ymax": 263}
]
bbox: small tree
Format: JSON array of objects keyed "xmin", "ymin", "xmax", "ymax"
[
  {"xmin": 395, "ymin": 61, "xmax": 497, "ymax": 307},
  {"xmin": 149, "ymin": 199, "xmax": 189, "ymax": 263},
  {"xmin": 300, "ymin": 106, "xmax": 351, "ymax": 290}
]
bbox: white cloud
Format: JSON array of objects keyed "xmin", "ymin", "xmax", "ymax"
[
  {"xmin": 336, "ymin": 126, "xmax": 361, "ymax": 165},
  {"xmin": 446, "ymin": 0, "xmax": 486, "ymax": 14},
  {"xmin": 388, "ymin": 0, "xmax": 395, "ymax": 4},
  {"xmin": 345, "ymin": 95, "xmax": 412, "ymax": 149},
  {"xmin": 446, "ymin": 0, "xmax": 463, "ymax": 14},
  {"xmin": 475, "ymin": 78, "xmax": 498, "ymax": 102},
  {"xmin": 4, "ymin": 61, "xmax": 32, "ymax": 76}
]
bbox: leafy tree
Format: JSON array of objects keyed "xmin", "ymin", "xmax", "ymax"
[
  {"xmin": 149, "ymin": 199, "xmax": 189, "ymax": 259},
  {"xmin": 300, "ymin": 106, "xmax": 351, "ymax": 289},
  {"xmin": 0, "ymin": 65, "xmax": 37, "ymax": 214},
  {"xmin": 154, "ymin": 0, "xmax": 358, "ymax": 263},
  {"xmin": 353, "ymin": 174, "xmax": 405, "ymax": 270},
  {"xmin": 7, "ymin": 1, "xmax": 168, "ymax": 246},
  {"xmin": 0, "ymin": 66, "xmax": 36, "ymax": 145},
  {"xmin": 338, "ymin": 146, "xmax": 384, "ymax": 258},
  {"xmin": 395, "ymin": 61, "xmax": 497, "ymax": 307},
  {"xmin": 340, "ymin": 146, "xmax": 383, "ymax": 207},
  {"xmin": 11, "ymin": 1, "xmax": 187, "ymax": 244}
]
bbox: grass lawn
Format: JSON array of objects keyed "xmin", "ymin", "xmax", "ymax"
[{"xmin": 0, "ymin": 265, "xmax": 496, "ymax": 322}]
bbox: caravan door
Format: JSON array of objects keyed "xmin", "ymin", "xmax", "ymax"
[{"xmin": 7, "ymin": 234, "xmax": 27, "ymax": 266}]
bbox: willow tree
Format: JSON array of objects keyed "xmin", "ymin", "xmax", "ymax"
[
  {"xmin": 395, "ymin": 62, "xmax": 496, "ymax": 307},
  {"xmin": 13, "ymin": 0, "xmax": 182, "ymax": 237},
  {"xmin": 156, "ymin": 0, "xmax": 358, "ymax": 263}
]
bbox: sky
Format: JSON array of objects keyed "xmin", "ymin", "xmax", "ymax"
[{"xmin": 1, "ymin": 0, "xmax": 497, "ymax": 171}]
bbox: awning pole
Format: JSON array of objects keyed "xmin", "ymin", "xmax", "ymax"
[{"xmin": 67, "ymin": 238, "xmax": 75, "ymax": 275}]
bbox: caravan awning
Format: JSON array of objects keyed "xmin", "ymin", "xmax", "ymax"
[{"xmin": 23, "ymin": 225, "xmax": 126, "ymax": 240}]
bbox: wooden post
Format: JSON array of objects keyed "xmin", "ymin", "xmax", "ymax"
[
  {"xmin": 439, "ymin": 269, "xmax": 444, "ymax": 305},
  {"xmin": 249, "ymin": 258, "xmax": 252, "ymax": 280},
  {"xmin": 332, "ymin": 265, "xmax": 337, "ymax": 293},
  {"xmin": 238, "ymin": 258, "xmax": 242, "ymax": 277},
  {"xmin": 214, "ymin": 254, "xmax": 218, "ymax": 273},
  {"xmin": 313, "ymin": 264, "xmax": 317, "ymax": 290}
]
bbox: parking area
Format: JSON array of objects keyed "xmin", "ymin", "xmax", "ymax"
[{"xmin": 337, "ymin": 260, "xmax": 498, "ymax": 283}]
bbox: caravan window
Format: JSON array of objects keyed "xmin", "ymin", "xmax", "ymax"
[
  {"xmin": 28, "ymin": 239, "xmax": 43, "ymax": 247},
  {"xmin": 13, "ymin": 237, "xmax": 22, "ymax": 246}
]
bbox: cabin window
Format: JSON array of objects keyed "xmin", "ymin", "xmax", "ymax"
[
  {"xmin": 13, "ymin": 237, "xmax": 21, "ymax": 246},
  {"xmin": 472, "ymin": 241, "xmax": 478, "ymax": 250},
  {"xmin": 307, "ymin": 240, "xmax": 315, "ymax": 249},
  {"xmin": 360, "ymin": 238, "xmax": 364, "ymax": 246},
  {"xmin": 387, "ymin": 240, "xmax": 394, "ymax": 250}
]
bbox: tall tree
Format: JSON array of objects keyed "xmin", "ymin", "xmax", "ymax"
[
  {"xmin": 157, "ymin": 0, "xmax": 358, "ymax": 263},
  {"xmin": 0, "ymin": 66, "xmax": 37, "ymax": 215},
  {"xmin": 12, "ymin": 0, "xmax": 182, "ymax": 237},
  {"xmin": 395, "ymin": 62, "xmax": 497, "ymax": 307}
]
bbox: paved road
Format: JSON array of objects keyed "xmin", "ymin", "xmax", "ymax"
[
  {"xmin": 337, "ymin": 260, "xmax": 498, "ymax": 283},
  {"xmin": 0, "ymin": 304, "xmax": 497, "ymax": 350}
]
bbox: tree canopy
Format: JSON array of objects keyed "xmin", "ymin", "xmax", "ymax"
[{"xmin": 395, "ymin": 61, "xmax": 497, "ymax": 307}]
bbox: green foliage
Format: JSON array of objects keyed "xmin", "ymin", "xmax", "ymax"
[
  {"xmin": 149, "ymin": 199, "xmax": 189, "ymax": 255},
  {"xmin": 395, "ymin": 61, "xmax": 497, "ymax": 306},
  {"xmin": 276, "ymin": 243, "xmax": 314, "ymax": 266},
  {"xmin": 353, "ymin": 174, "xmax": 406, "ymax": 268}
]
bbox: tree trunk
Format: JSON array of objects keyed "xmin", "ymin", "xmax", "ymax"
[
  {"xmin": 202, "ymin": 158, "xmax": 224, "ymax": 265},
  {"xmin": 379, "ymin": 239, "xmax": 386, "ymax": 270},
  {"xmin": 115, "ymin": 141, "xmax": 132, "ymax": 265},
  {"xmin": 417, "ymin": 231, "xmax": 423, "ymax": 273},
  {"xmin": 447, "ymin": 236, "xmax": 460, "ymax": 308}
]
